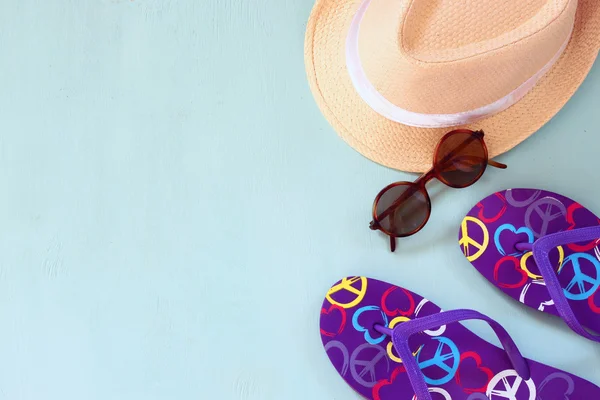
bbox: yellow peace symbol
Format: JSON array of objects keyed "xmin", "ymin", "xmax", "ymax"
[
  {"xmin": 521, "ymin": 246, "xmax": 565, "ymax": 279},
  {"xmin": 459, "ymin": 217, "xmax": 489, "ymax": 262},
  {"xmin": 326, "ymin": 277, "xmax": 368, "ymax": 309},
  {"xmin": 385, "ymin": 317, "xmax": 422, "ymax": 363}
]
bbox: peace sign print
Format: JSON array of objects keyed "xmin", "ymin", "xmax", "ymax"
[
  {"xmin": 415, "ymin": 336, "xmax": 460, "ymax": 385},
  {"xmin": 524, "ymin": 197, "xmax": 567, "ymax": 238},
  {"xmin": 560, "ymin": 253, "xmax": 600, "ymax": 301},
  {"xmin": 350, "ymin": 343, "xmax": 390, "ymax": 388},
  {"xmin": 460, "ymin": 217, "xmax": 489, "ymax": 262},
  {"xmin": 326, "ymin": 277, "xmax": 368, "ymax": 309},
  {"xmin": 487, "ymin": 369, "xmax": 536, "ymax": 400}
]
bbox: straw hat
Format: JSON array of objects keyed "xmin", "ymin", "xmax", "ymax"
[{"xmin": 305, "ymin": 0, "xmax": 599, "ymax": 172}]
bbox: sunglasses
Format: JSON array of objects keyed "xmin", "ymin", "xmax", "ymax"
[{"xmin": 369, "ymin": 129, "xmax": 507, "ymax": 252}]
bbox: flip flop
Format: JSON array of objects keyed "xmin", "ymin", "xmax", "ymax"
[
  {"xmin": 459, "ymin": 188, "xmax": 600, "ymax": 342},
  {"xmin": 320, "ymin": 276, "xmax": 599, "ymax": 400}
]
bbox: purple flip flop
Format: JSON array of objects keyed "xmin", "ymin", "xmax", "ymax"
[
  {"xmin": 459, "ymin": 188, "xmax": 600, "ymax": 342},
  {"xmin": 320, "ymin": 277, "xmax": 599, "ymax": 399}
]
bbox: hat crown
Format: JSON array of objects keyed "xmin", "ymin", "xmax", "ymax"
[
  {"xmin": 400, "ymin": 0, "xmax": 571, "ymax": 63},
  {"xmin": 349, "ymin": 0, "xmax": 577, "ymax": 123}
]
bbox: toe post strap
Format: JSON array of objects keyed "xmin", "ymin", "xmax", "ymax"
[
  {"xmin": 377, "ymin": 309, "xmax": 530, "ymax": 400},
  {"xmin": 532, "ymin": 225, "xmax": 600, "ymax": 342}
]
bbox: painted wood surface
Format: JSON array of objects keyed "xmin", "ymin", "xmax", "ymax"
[{"xmin": 0, "ymin": 1, "xmax": 599, "ymax": 399}]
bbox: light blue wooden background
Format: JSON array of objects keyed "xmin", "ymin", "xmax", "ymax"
[{"xmin": 0, "ymin": 1, "xmax": 599, "ymax": 399}]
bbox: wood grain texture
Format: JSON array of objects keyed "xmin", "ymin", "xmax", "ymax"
[{"xmin": 0, "ymin": 0, "xmax": 599, "ymax": 399}]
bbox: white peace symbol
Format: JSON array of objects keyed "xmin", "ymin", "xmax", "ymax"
[
  {"xmin": 487, "ymin": 369, "xmax": 536, "ymax": 400},
  {"xmin": 411, "ymin": 387, "xmax": 452, "ymax": 400},
  {"xmin": 415, "ymin": 299, "xmax": 447, "ymax": 337}
]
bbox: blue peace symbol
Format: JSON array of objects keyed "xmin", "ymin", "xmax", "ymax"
[
  {"xmin": 560, "ymin": 253, "xmax": 600, "ymax": 301},
  {"xmin": 415, "ymin": 336, "xmax": 460, "ymax": 385}
]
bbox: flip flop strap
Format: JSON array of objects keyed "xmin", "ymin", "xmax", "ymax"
[
  {"xmin": 390, "ymin": 309, "xmax": 530, "ymax": 400},
  {"xmin": 532, "ymin": 225, "xmax": 600, "ymax": 342}
]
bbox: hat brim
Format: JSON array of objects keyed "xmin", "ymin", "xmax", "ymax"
[{"xmin": 305, "ymin": 0, "xmax": 600, "ymax": 172}]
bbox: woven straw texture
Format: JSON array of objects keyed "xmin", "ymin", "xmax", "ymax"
[{"xmin": 305, "ymin": 0, "xmax": 600, "ymax": 172}]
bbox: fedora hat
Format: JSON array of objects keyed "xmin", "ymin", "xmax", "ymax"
[{"xmin": 305, "ymin": 0, "xmax": 599, "ymax": 172}]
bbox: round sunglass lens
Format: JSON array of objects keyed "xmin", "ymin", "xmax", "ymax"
[
  {"xmin": 374, "ymin": 183, "xmax": 429, "ymax": 236},
  {"xmin": 435, "ymin": 131, "xmax": 487, "ymax": 187}
]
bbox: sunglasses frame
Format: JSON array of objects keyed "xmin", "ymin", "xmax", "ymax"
[{"xmin": 370, "ymin": 129, "xmax": 507, "ymax": 252}]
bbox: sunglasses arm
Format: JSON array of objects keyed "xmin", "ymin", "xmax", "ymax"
[
  {"xmin": 388, "ymin": 209, "xmax": 398, "ymax": 252},
  {"xmin": 488, "ymin": 160, "xmax": 507, "ymax": 169}
]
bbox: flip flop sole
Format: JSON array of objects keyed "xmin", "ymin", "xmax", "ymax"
[
  {"xmin": 320, "ymin": 276, "xmax": 599, "ymax": 399},
  {"xmin": 459, "ymin": 188, "xmax": 600, "ymax": 334}
]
